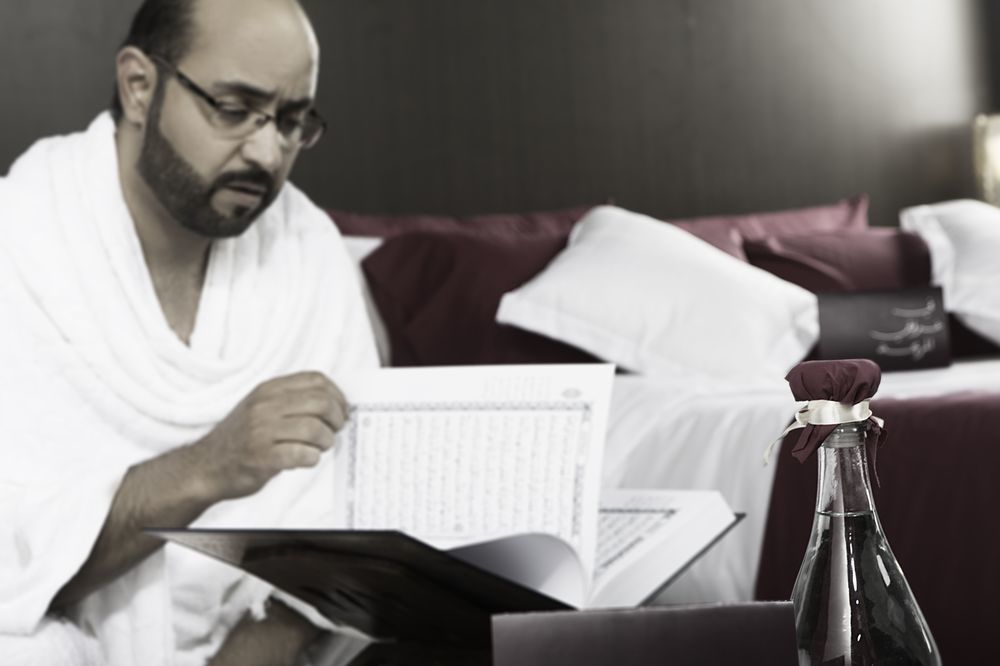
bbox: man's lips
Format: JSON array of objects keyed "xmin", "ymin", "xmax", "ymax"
[
  {"xmin": 225, "ymin": 182, "xmax": 267, "ymax": 195},
  {"xmin": 220, "ymin": 183, "xmax": 268, "ymax": 208}
]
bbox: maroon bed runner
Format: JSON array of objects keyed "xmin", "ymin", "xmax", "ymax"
[{"xmin": 755, "ymin": 391, "xmax": 1000, "ymax": 664}]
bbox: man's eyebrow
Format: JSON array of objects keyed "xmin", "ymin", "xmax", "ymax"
[
  {"xmin": 211, "ymin": 80, "xmax": 314, "ymax": 110},
  {"xmin": 279, "ymin": 99, "xmax": 314, "ymax": 114}
]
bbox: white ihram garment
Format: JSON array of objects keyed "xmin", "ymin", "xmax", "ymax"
[{"xmin": 0, "ymin": 113, "xmax": 379, "ymax": 665}]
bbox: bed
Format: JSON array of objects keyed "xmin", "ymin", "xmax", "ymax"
[{"xmin": 332, "ymin": 196, "xmax": 1000, "ymax": 663}]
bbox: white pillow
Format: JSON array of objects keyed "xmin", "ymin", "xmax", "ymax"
[
  {"xmin": 495, "ymin": 205, "xmax": 819, "ymax": 379},
  {"xmin": 340, "ymin": 235, "xmax": 391, "ymax": 366},
  {"xmin": 900, "ymin": 199, "xmax": 1000, "ymax": 345}
]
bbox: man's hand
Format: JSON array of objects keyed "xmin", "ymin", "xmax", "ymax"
[
  {"xmin": 195, "ymin": 371, "xmax": 349, "ymax": 500},
  {"xmin": 51, "ymin": 371, "xmax": 348, "ymax": 611}
]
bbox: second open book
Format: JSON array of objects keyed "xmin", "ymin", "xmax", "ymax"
[{"xmin": 158, "ymin": 364, "xmax": 738, "ymax": 619}]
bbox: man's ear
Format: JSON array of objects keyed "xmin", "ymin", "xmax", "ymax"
[{"xmin": 116, "ymin": 47, "xmax": 160, "ymax": 127}]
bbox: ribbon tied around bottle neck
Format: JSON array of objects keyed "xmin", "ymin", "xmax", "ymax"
[{"xmin": 763, "ymin": 399, "xmax": 884, "ymax": 464}]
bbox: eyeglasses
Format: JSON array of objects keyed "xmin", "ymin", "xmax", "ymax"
[{"xmin": 150, "ymin": 55, "xmax": 326, "ymax": 150}]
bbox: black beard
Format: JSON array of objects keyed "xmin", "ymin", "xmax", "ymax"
[{"xmin": 137, "ymin": 95, "xmax": 279, "ymax": 239}]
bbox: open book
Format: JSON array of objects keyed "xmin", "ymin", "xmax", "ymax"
[{"xmin": 153, "ymin": 365, "xmax": 739, "ymax": 644}]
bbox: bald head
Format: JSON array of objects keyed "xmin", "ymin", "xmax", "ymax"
[
  {"xmin": 181, "ymin": 0, "xmax": 319, "ymax": 105},
  {"xmin": 190, "ymin": 0, "xmax": 318, "ymax": 62}
]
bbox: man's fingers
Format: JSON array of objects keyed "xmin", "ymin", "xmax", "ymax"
[
  {"xmin": 287, "ymin": 390, "xmax": 349, "ymax": 433},
  {"xmin": 252, "ymin": 374, "xmax": 350, "ymax": 433},
  {"xmin": 258, "ymin": 371, "xmax": 345, "ymax": 401},
  {"xmin": 275, "ymin": 416, "xmax": 338, "ymax": 451},
  {"xmin": 272, "ymin": 442, "xmax": 323, "ymax": 470}
]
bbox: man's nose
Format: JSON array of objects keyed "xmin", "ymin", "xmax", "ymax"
[{"xmin": 240, "ymin": 121, "xmax": 285, "ymax": 173}]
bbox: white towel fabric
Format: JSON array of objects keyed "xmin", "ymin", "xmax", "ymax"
[{"xmin": 0, "ymin": 113, "xmax": 379, "ymax": 665}]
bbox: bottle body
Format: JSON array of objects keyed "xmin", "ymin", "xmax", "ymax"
[{"xmin": 791, "ymin": 424, "xmax": 940, "ymax": 666}]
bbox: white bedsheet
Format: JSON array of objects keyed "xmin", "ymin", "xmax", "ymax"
[{"xmin": 602, "ymin": 357, "xmax": 1000, "ymax": 604}]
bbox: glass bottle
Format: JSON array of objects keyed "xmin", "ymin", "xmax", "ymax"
[{"xmin": 791, "ymin": 422, "xmax": 940, "ymax": 665}]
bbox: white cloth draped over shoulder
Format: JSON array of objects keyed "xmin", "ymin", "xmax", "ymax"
[{"xmin": 0, "ymin": 113, "xmax": 379, "ymax": 665}]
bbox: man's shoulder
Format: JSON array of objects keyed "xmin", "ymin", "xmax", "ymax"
[{"xmin": 4, "ymin": 115, "xmax": 112, "ymax": 181}]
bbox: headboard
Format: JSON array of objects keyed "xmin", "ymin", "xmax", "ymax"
[
  {"xmin": 0, "ymin": 0, "xmax": 994, "ymax": 226},
  {"xmin": 295, "ymin": 0, "xmax": 992, "ymax": 225}
]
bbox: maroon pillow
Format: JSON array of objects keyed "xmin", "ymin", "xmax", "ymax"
[
  {"xmin": 329, "ymin": 206, "xmax": 593, "ymax": 240},
  {"xmin": 361, "ymin": 232, "xmax": 600, "ymax": 366},
  {"xmin": 743, "ymin": 228, "xmax": 931, "ymax": 292},
  {"xmin": 670, "ymin": 194, "xmax": 869, "ymax": 259}
]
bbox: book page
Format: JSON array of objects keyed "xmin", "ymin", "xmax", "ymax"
[
  {"xmin": 333, "ymin": 364, "xmax": 614, "ymax": 575},
  {"xmin": 447, "ymin": 532, "xmax": 588, "ymax": 608},
  {"xmin": 594, "ymin": 499, "xmax": 679, "ymax": 581},
  {"xmin": 588, "ymin": 489, "xmax": 736, "ymax": 608}
]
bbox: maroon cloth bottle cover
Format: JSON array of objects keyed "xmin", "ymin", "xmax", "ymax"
[{"xmin": 782, "ymin": 358, "xmax": 888, "ymax": 472}]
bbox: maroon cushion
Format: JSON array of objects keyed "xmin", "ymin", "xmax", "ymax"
[
  {"xmin": 361, "ymin": 232, "xmax": 600, "ymax": 366},
  {"xmin": 670, "ymin": 194, "xmax": 869, "ymax": 259},
  {"xmin": 329, "ymin": 206, "xmax": 593, "ymax": 240},
  {"xmin": 743, "ymin": 227, "xmax": 931, "ymax": 292}
]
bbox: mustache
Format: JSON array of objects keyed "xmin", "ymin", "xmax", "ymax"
[{"xmin": 212, "ymin": 169, "xmax": 276, "ymax": 195}]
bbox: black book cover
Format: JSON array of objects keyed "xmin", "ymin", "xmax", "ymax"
[{"xmin": 149, "ymin": 528, "xmax": 569, "ymax": 649}]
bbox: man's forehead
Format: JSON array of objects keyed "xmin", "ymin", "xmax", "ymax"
[{"xmin": 181, "ymin": 0, "xmax": 319, "ymax": 99}]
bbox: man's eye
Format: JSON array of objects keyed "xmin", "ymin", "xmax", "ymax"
[
  {"xmin": 214, "ymin": 106, "xmax": 252, "ymax": 125},
  {"xmin": 276, "ymin": 115, "xmax": 305, "ymax": 135}
]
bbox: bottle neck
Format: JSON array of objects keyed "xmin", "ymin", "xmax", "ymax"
[{"xmin": 815, "ymin": 422, "xmax": 877, "ymax": 516}]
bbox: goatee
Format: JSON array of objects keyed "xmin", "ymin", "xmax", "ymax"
[{"xmin": 137, "ymin": 98, "xmax": 278, "ymax": 238}]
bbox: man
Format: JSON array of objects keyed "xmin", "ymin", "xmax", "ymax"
[{"xmin": 0, "ymin": 0, "xmax": 378, "ymax": 663}]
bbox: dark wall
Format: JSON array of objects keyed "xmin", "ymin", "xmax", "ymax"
[
  {"xmin": 0, "ymin": 3, "xmax": 133, "ymax": 167},
  {"xmin": 297, "ymin": 0, "xmax": 991, "ymax": 224},
  {"xmin": 0, "ymin": 0, "xmax": 992, "ymax": 226},
  {"xmin": 983, "ymin": 0, "xmax": 1000, "ymax": 108}
]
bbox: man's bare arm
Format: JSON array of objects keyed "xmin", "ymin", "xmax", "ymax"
[
  {"xmin": 50, "ymin": 371, "xmax": 348, "ymax": 611},
  {"xmin": 50, "ymin": 442, "xmax": 216, "ymax": 609}
]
